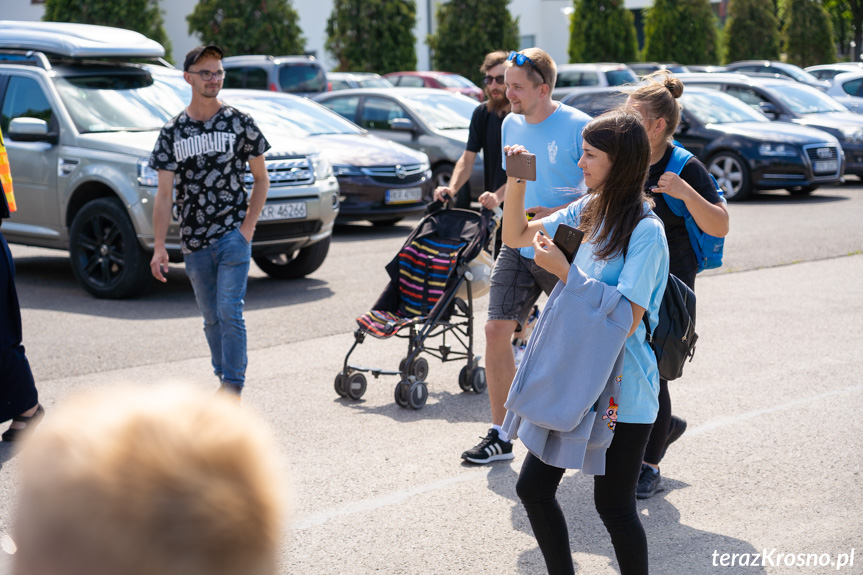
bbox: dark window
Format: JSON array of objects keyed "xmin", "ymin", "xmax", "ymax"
[
  {"xmin": 360, "ymin": 97, "xmax": 407, "ymax": 130},
  {"xmin": 842, "ymin": 78, "xmax": 863, "ymax": 97},
  {"xmin": 1, "ymin": 76, "xmax": 53, "ymax": 135},
  {"xmin": 329, "ymin": 79, "xmax": 350, "ymax": 90},
  {"xmin": 556, "ymin": 72, "xmax": 582, "ymax": 88},
  {"xmin": 278, "ymin": 63, "xmax": 326, "ymax": 93},
  {"xmin": 223, "ymin": 67, "xmax": 268, "ymax": 90},
  {"xmin": 321, "ymin": 96, "xmax": 360, "ymax": 123}
]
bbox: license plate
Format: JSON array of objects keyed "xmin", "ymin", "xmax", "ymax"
[
  {"xmin": 814, "ymin": 159, "xmax": 838, "ymax": 173},
  {"xmin": 258, "ymin": 201, "xmax": 307, "ymax": 221},
  {"xmin": 386, "ymin": 187, "xmax": 423, "ymax": 204}
]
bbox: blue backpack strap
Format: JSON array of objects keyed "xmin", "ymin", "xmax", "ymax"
[
  {"xmin": 658, "ymin": 144, "xmax": 725, "ymax": 273},
  {"xmin": 661, "ymin": 146, "xmax": 693, "ymax": 218}
]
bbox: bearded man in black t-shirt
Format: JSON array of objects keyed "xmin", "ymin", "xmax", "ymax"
[
  {"xmin": 433, "ymin": 50, "xmax": 511, "ymax": 211},
  {"xmin": 149, "ymin": 45, "xmax": 270, "ymax": 398}
]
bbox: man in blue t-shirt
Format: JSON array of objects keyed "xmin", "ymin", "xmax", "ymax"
[{"xmin": 461, "ymin": 48, "xmax": 592, "ymax": 464}]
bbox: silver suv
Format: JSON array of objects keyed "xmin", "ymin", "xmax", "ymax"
[
  {"xmin": 222, "ymin": 55, "xmax": 329, "ymax": 97},
  {"xmin": 0, "ymin": 21, "xmax": 339, "ymax": 299}
]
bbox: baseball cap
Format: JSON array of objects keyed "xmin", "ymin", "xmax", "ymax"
[{"xmin": 183, "ymin": 45, "xmax": 224, "ymax": 71}]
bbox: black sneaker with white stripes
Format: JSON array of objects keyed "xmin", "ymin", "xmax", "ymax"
[{"xmin": 461, "ymin": 428, "xmax": 514, "ymax": 464}]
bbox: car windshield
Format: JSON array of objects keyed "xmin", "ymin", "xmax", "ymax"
[
  {"xmin": 604, "ymin": 69, "xmax": 639, "ymax": 86},
  {"xmin": 436, "ymin": 74, "xmax": 476, "ymax": 89},
  {"xmin": 221, "ymin": 94, "xmax": 363, "ymax": 136},
  {"xmin": 53, "ymin": 71, "xmax": 187, "ymax": 133},
  {"xmin": 683, "ymin": 91, "xmax": 770, "ymax": 124},
  {"xmin": 772, "ymin": 84, "xmax": 848, "ymax": 114},
  {"xmin": 400, "ymin": 93, "xmax": 477, "ymax": 129}
]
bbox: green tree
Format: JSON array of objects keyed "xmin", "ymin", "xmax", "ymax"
[
  {"xmin": 723, "ymin": 0, "xmax": 781, "ymax": 63},
  {"xmin": 187, "ymin": 0, "xmax": 304, "ymax": 58},
  {"xmin": 326, "ymin": 0, "xmax": 417, "ymax": 74},
  {"xmin": 428, "ymin": 0, "xmax": 519, "ymax": 85},
  {"xmin": 642, "ymin": 0, "xmax": 719, "ymax": 65},
  {"xmin": 43, "ymin": 0, "xmax": 172, "ymax": 62},
  {"xmin": 568, "ymin": 0, "xmax": 638, "ymax": 63},
  {"xmin": 825, "ymin": 0, "xmax": 863, "ymax": 61},
  {"xmin": 782, "ymin": 0, "xmax": 836, "ymax": 67}
]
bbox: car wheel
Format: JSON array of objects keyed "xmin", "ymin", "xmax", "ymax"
[
  {"xmin": 252, "ymin": 236, "xmax": 330, "ymax": 279},
  {"xmin": 69, "ymin": 198, "xmax": 151, "ymax": 299},
  {"xmin": 707, "ymin": 151, "xmax": 751, "ymax": 201},
  {"xmin": 785, "ymin": 185, "xmax": 818, "ymax": 196},
  {"xmin": 433, "ymin": 164, "xmax": 471, "ymax": 209}
]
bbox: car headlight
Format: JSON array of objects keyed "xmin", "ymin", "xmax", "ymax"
[
  {"xmin": 419, "ymin": 158, "xmax": 430, "ymax": 172},
  {"xmin": 137, "ymin": 159, "xmax": 159, "ymax": 187},
  {"xmin": 310, "ymin": 153, "xmax": 333, "ymax": 180},
  {"xmin": 839, "ymin": 127, "xmax": 863, "ymax": 142},
  {"xmin": 758, "ymin": 143, "xmax": 798, "ymax": 157},
  {"xmin": 331, "ymin": 164, "xmax": 363, "ymax": 177}
]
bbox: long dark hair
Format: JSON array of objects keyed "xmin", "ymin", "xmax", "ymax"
[{"xmin": 577, "ymin": 110, "xmax": 653, "ymax": 260}]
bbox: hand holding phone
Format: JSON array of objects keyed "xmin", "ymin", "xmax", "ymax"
[{"xmin": 552, "ymin": 224, "xmax": 584, "ymax": 264}]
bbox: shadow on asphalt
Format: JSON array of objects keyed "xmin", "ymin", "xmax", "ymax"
[
  {"xmin": 474, "ymin": 465, "xmax": 768, "ymax": 574},
  {"xmin": 337, "ymin": 387, "xmax": 493, "ymax": 425},
  {"xmin": 741, "ymin": 191, "xmax": 850, "ymax": 205},
  {"xmin": 332, "ymin": 220, "xmax": 418, "ymax": 243},
  {"xmin": 14, "ymin": 254, "xmax": 334, "ymax": 320}
]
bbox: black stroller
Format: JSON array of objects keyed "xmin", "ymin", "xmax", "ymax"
[{"xmin": 334, "ymin": 201, "xmax": 500, "ymax": 409}]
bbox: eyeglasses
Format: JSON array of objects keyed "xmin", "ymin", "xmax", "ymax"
[
  {"xmin": 508, "ymin": 51, "xmax": 547, "ymax": 85},
  {"xmin": 187, "ymin": 69, "xmax": 226, "ymax": 81},
  {"xmin": 483, "ymin": 74, "xmax": 505, "ymax": 85}
]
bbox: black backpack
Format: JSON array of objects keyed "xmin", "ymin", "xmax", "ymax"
[{"xmin": 643, "ymin": 273, "xmax": 697, "ymax": 381}]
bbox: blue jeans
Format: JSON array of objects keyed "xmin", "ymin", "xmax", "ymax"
[{"xmin": 183, "ymin": 228, "xmax": 251, "ymax": 390}]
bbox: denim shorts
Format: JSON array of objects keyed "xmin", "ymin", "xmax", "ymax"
[{"xmin": 488, "ymin": 244, "xmax": 559, "ymax": 329}]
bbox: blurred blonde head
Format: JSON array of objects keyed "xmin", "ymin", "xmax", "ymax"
[{"xmin": 14, "ymin": 385, "xmax": 287, "ymax": 575}]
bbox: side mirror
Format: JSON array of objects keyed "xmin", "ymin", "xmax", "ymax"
[
  {"xmin": 8, "ymin": 117, "xmax": 57, "ymax": 144},
  {"xmin": 758, "ymin": 101, "xmax": 779, "ymax": 120},
  {"xmin": 390, "ymin": 118, "xmax": 415, "ymax": 132}
]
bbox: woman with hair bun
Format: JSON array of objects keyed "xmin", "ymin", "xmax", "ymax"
[
  {"xmin": 625, "ymin": 70, "xmax": 730, "ymax": 499},
  {"xmin": 502, "ymin": 109, "xmax": 669, "ymax": 575}
]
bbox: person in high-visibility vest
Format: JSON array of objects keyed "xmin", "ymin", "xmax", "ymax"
[
  {"xmin": 0, "ymin": 131, "xmax": 44, "ymax": 441},
  {"xmin": 0, "ymin": 131, "xmax": 16, "ymax": 214}
]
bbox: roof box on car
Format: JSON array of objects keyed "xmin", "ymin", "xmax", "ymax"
[{"xmin": 0, "ymin": 20, "xmax": 165, "ymax": 59}]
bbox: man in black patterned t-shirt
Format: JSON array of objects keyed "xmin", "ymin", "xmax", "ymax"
[{"xmin": 149, "ymin": 45, "xmax": 270, "ymax": 397}]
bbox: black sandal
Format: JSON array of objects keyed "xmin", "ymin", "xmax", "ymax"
[{"xmin": 2, "ymin": 404, "xmax": 45, "ymax": 442}]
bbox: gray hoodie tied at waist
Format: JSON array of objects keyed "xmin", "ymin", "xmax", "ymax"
[{"xmin": 502, "ymin": 262, "xmax": 631, "ymax": 474}]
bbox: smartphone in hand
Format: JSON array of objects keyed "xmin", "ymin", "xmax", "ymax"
[
  {"xmin": 507, "ymin": 153, "xmax": 537, "ymax": 181},
  {"xmin": 552, "ymin": 224, "xmax": 584, "ymax": 264}
]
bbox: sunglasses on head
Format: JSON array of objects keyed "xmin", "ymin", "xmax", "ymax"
[
  {"xmin": 483, "ymin": 74, "xmax": 505, "ymax": 85},
  {"xmin": 508, "ymin": 51, "xmax": 547, "ymax": 85}
]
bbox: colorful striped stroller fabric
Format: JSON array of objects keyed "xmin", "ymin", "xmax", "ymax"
[{"xmin": 356, "ymin": 236, "xmax": 465, "ymax": 339}]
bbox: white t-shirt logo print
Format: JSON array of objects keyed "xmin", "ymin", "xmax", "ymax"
[{"xmin": 548, "ymin": 140, "xmax": 558, "ymax": 164}]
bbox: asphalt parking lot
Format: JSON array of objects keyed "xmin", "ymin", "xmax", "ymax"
[{"xmin": 1, "ymin": 185, "xmax": 862, "ymax": 574}]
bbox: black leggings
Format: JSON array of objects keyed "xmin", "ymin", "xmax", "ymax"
[
  {"xmin": 642, "ymin": 379, "xmax": 670, "ymax": 466},
  {"xmin": 515, "ymin": 423, "xmax": 653, "ymax": 575}
]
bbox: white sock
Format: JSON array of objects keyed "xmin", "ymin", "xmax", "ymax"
[{"xmin": 492, "ymin": 424, "xmax": 510, "ymax": 443}]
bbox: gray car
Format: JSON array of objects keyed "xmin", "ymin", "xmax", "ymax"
[
  {"xmin": 314, "ymin": 87, "xmax": 485, "ymax": 208},
  {"xmin": 222, "ymin": 54, "xmax": 329, "ymax": 97},
  {"xmin": 0, "ymin": 21, "xmax": 339, "ymax": 298}
]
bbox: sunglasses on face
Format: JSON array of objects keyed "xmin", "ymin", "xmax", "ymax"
[
  {"xmin": 507, "ymin": 51, "xmax": 547, "ymax": 85},
  {"xmin": 187, "ymin": 69, "xmax": 226, "ymax": 81},
  {"xmin": 483, "ymin": 74, "xmax": 505, "ymax": 85}
]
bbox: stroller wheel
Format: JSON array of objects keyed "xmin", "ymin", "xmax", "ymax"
[
  {"xmin": 346, "ymin": 373, "xmax": 367, "ymax": 400},
  {"xmin": 407, "ymin": 381, "xmax": 429, "ymax": 410},
  {"xmin": 334, "ymin": 372, "xmax": 348, "ymax": 397},
  {"xmin": 411, "ymin": 357, "xmax": 429, "ymax": 381},
  {"xmin": 470, "ymin": 367, "xmax": 487, "ymax": 394},
  {"xmin": 394, "ymin": 380, "xmax": 410, "ymax": 407},
  {"xmin": 458, "ymin": 366, "xmax": 472, "ymax": 392}
]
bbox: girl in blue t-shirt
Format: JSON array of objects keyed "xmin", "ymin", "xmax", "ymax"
[{"xmin": 502, "ymin": 110, "xmax": 668, "ymax": 575}]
